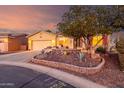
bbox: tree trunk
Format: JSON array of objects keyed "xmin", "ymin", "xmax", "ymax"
[
  {"xmin": 74, "ymin": 38, "xmax": 78, "ymax": 49},
  {"xmin": 81, "ymin": 37, "xmax": 88, "ymax": 50},
  {"xmin": 55, "ymin": 34, "xmax": 58, "ymax": 47},
  {"xmin": 87, "ymin": 36, "xmax": 96, "ymax": 58}
]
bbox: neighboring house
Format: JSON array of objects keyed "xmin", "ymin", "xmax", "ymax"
[
  {"xmin": 0, "ymin": 33, "xmax": 27, "ymax": 52},
  {"xmin": 109, "ymin": 31, "xmax": 124, "ymax": 50},
  {"xmin": 28, "ymin": 31, "xmax": 73, "ymax": 50}
]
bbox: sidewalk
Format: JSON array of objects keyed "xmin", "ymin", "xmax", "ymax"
[
  {"xmin": 0, "ymin": 50, "xmax": 39, "ymax": 57},
  {"xmin": 0, "ymin": 61, "xmax": 106, "ymax": 88},
  {"xmin": 0, "ymin": 51, "xmax": 40, "ymax": 63}
]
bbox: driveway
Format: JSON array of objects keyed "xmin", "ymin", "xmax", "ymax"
[
  {"xmin": 0, "ymin": 51, "xmax": 40, "ymax": 62},
  {"xmin": 0, "ymin": 65, "xmax": 74, "ymax": 88}
]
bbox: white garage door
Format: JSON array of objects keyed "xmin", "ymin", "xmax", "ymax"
[{"xmin": 32, "ymin": 40, "xmax": 52, "ymax": 50}]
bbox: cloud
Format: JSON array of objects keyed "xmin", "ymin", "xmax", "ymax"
[{"xmin": 0, "ymin": 5, "xmax": 69, "ymax": 32}]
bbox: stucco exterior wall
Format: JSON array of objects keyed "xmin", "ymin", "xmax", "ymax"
[
  {"xmin": 0, "ymin": 38, "xmax": 8, "ymax": 43},
  {"xmin": 92, "ymin": 35, "xmax": 103, "ymax": 47},
  {"xmin": 0, "ymin": 38, "xmax": 9, "ymax": 52},
  {"xmin": 28, "ymin": 32, "xmax": 56, "ymax": 50},
  {"xmin": 28, "ymin": 32, "xmax": 74, "ymax": 50},
  {"xmin": 0, "ymin": 35, "xmax": 27, "ymax": 52},
  {"xmin": 8, "ymin": 38, "xmax": 21, "ymax": 51},
  {"xmin": 57, "ymin": 36, "xmax": 74, "ymax": 49},
  {"xmin": 29, "ymin": 32, "xmax": 56, "ymax": 41}
]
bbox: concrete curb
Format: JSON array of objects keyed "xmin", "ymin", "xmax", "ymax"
[
  {"xmin": 31, "ymin": 58, "xmax": 105, "ymax": 75},
  {"xmin": 0, "ymin": 61, "xmax": 106, "ymax": 88}
]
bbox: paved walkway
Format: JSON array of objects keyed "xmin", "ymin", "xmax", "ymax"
[
  {"xmin": 0, "ymin": 51, "xmax": 40, "ymax": 62},
  {"xmin": 0, "ymin": 62, "xmax": 105, "ymax": 88}
]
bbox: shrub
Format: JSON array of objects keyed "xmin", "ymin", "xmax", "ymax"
[
  {"xmin": 116, "ymin": 38, "xmax": 124, "ymax": 71},
  {"xmin": 95, "ymin": 46, "xmax": 106, "ymax": 54}
]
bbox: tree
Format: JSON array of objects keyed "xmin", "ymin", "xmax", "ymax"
[
  {"xmin": 112, "ymin": 6, "xmax": 124, "ymax": 29},
  {"xmin": 58, "ymin": 6, "xmax": 87, "ymax": 48},
  {"xmin": 46, "ymin": 29, "xmax": 52, "ymax": 33},
  {"xmin": 58, "ymin": 6, "xmax": 118, "ymax": 49},
  {"xmin": 110, "ymin": 6, "xmax": 124, "ymax": 44}
]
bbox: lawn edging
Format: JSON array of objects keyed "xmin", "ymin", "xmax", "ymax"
[{"xmin": 31, "ymin": 57, "xmax": 105, "ymax": 75}]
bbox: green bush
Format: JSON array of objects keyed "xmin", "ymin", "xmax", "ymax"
[
  {"xmin": 116, "ymin": 38, "xmax": 124, "ymax": 71},
  {"xmin": 95, "ymin": 46, "xmax": 106, "ymax": 54}
]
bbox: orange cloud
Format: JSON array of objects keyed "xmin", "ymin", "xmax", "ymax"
[{"xmin": 0, "ymin": 6, "xmax": 69, "ymax": 32}]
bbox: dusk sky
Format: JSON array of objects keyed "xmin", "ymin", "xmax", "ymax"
[{"xmin": 0, "ymin": 5, "xmax": 70, "ymax": 33}]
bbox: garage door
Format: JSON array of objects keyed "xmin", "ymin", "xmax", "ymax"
[{"xmin": 32, "ymin": 40, "xmax": 52, "ymax": 50}]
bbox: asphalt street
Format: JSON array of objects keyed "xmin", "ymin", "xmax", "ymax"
[
  {"xmin": 0, "ymin": 65, "xmax": 74, "ymax": 88},
  {"xmin": 0, "ymin": 51, "xmax": 73, "ymax": 88}
]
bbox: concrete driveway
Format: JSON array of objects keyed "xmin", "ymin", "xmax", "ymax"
[
  {"xmin": 0, "ymin": 65, "xmax": 74, "ymax": 88},
  {"xmin": 0, "ymin": 51, "xmax": 40, "ymax": 62}
]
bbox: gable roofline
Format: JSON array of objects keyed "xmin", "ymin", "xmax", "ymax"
[
  {"xmin": 27, "ymin": 31, "xmax": 41, "ymax": 38},
  {"xmin": 27, "ymin": 30, "xmax": 74, "ymax": 39},
  {"xmin": 0, "ymin": 33, "xmax": 27, "ymax": 38},
  {"xmin": 27, "ymin": 31, "xmax": 56, "ymax": 38}
]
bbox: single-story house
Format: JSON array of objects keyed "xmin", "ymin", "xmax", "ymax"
[
  {"xmin": 0, "ymin": 33, "xmax": 27, "ymax": 52},
  {"xmin": 28, "ymin": 31, "xmax": 73, "ymax": 50},
  {"xmin": 28, "ymin": 31, "xmax": 112, "ymax": 51}
]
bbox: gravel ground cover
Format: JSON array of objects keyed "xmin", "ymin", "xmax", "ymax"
[
  {"xmin": 73, "ymin": 54, "xmax": 124, "ymax": 88},
  {"xmin": 35, "ymin": 50, "xmax": 101, "ymax": 67}
]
